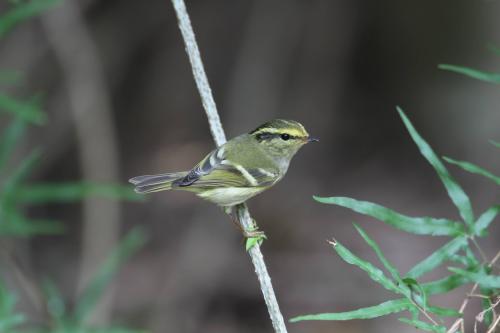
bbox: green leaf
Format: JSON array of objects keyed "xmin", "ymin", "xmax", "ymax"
[
  {"xmin": 426, "ymin": 306, "xmax": 461, "ymax": 318},
  {"xmin": 0, "ymin": 118, "xmax": 26, "ymax": 170},
  {"xmin": 406, "ymin": 236, "xmax": 468, "ymax": 279},
  {"xmin": 0, "ymin": 209, "xmax": 65, "ymax": 236},
  {"xmin": 314, "ymin": 196, "xmax": 464, "ymax": 236},
  {"xmin": 0, "ymin": 279, "xmax": 25, "ymax": 331},
  {"xmin": 444, "ymin": 157, "xmax": 500, "ymax": 186},
  {"xmin": 353, "ymin": 224, "xmax": 402, "ymax": 283},
  {"xmin": 448, "ymin": 267, "xmax": 500, "ymax": 289},
  {"xmin": 245, "ymin": 233, "xmax": 266, "ymax": 251},
  {"xmin": 0, "ymin": 0, "xmax": 61, "ymax": 38},
  {"xmin": 438, "ymin": 64, "xmax": 500, "ymax": 84},
  {"xmin": 0, "ymin": 94, "xmax": 46, "ymax": 125},
  {"xmin": 422, "ymin": 274, "xmax": 469, "ymax": 295},
  {"xmin": 490, "ymin": 140, "xmax": 500, "ymax": 149},
  {"xmin": 402, "ymin": 277, "xmax": 427, "ymax": 310},
  {"xmin": 464, "ymin": 246, "xmax": 480, "ymax": 267},
  {"xmin": 480, "ymin": 286, "xmax": 494, "ymax": 326},
  {"xmin": 12, "ymin": 182, "xmax": 143, "ymax": 204},
  {"xmin": 449, "ymin": 254, "xmax": 472, "ymax": 267},
  {"xmin": 290, "ymin": 298, "xmax": 414, "ymax": 322},
  {"xmin": 1, "ymin": 149, "xmax": 41, "ymax": 204},
  {"xmin": 73, "ymin": 227, "xmax": 147, "ymax": 322},
  {"xmin": 329, "ymin": 239, "xmax": 399, "ymax": 293},
  {"xmin": 474, "ymin": 205, "xmax": 500, "ymax": 237},
  {"xmin": 42, "ymin": 279, "xmax": 66, "ymax": 324},
  {"xmin": 397, "ymin": 107, "xmax": 474, "ymax": 226},
  {"xmin": 398, "ymin": 318, "xmax": 446, "ymax": 332}
]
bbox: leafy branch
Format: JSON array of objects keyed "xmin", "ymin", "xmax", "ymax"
[{"xmin": 291, "ymin": 107, "xmax": 499, "ymax": 333}]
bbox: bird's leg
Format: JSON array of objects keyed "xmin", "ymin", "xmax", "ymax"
[{"xmin": 224, "ymin": 206, "xmax": 266, "ymax": 239}]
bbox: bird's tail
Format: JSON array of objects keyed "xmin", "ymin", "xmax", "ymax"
[{"xmin": 129, "ymin": 172, "xmax": 188, "ymax": 194}]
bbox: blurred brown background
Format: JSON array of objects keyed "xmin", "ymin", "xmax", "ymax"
[{"xmin": 1, "ymin": 0, "xmax": 499, "ymax": 332}]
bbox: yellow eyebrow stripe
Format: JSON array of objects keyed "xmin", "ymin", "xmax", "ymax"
[{"xmin": 252, "ymin": 128, "xmax": 307, "ymax": 138}]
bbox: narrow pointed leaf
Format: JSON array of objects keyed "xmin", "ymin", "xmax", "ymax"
[
  {"xmin": 438, "ymin": 64, "xmax": 500, "ymax": 84},
  {"xmin": 402, "ymin": 277, "xmax": 427, "ymax": 310},
  {"xmin": 426, "ymin": 306, "xmax": 461, "ymax": 318},
  {"xmin": 73, "ymin": 227, "xmax": 147, "ymax": 322},
  {"xmin": 474, "ymin": 205, "xmax": 500, "ymax": 236},
  {"xmin": 353, "ymin": 224, "xmax": 401, "ymax": 282},
  {"xmin": 398, "ymin": 318, "xmax": 446, "ymax": 332},
  {"xmin": 314, "ymin": 196, "xmax": 464, "ymax": 236},
  {"xmin": 448, "ymin": 267, "xmax": 500, "ymax": 289},
  {"xmin": 421, "ymin": 275, "xmax": 468, "ymax": 295},
  {"xmin": 0, "ymin": 211, "xmax": 65, "ymax": 236},
  {"xmin": 406, "ymin": 236, "xmax": 468, "ymax": 279},
  {"xmin": 329, "ymin": 239, "xmax": 399, "ymax": 293},
  {"xmin": 465, "ymin": 246, "xmax": 480, "ymax": 266},
  {"xmin": 490, "ymin": 140, "xmax": 500, "ymax": 149},
  {"xmin": 444, "ymin": 157, "xmax": 500, "ymax": 186},
  {"xmin": 290, "ymin": 299, "xmax": 413, "ymax": 322},
  {"xmin": 0, "ymin": 279, "xmax": 25, "ymax": 330},
  {"xmin": 0, "ymin": 0, "xmax": 61, "ymax": 38},
  {"xmin": 1, "ymin": 149, "xmax": 40, "ymax": 202},
  {"xmin": 0, "ymin": 118, "xmax": 25, "ymax": 170},
  {"xmin": 42, "ymin": 279, "xmax": 66, "ymax": 323},
  {"xmin": 12, "ymin": 182, "xmax": 142, "ymax": 203},
  {"xmin": 449, "ymin": 254, "xmax": 472, "ymax": 267},
  {"xmin": 0, "ymin": 94, "xmax": 46, "ymax": 124},
  {"xmin": 397, "ymin": 107, "xmax": 474, "ymax": 225}
]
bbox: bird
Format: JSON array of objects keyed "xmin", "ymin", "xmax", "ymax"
[{"xmin": 129, "ymin": 119, "xmax": 317, "ymax": 237}]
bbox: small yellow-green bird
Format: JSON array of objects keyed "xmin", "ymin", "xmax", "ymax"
[{"xmin": 129, "ymin": 119, "xmax": 317, "ymax": 236}]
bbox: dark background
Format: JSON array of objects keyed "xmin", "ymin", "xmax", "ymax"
[{"xmin": 1, "ymin": 0, "xmax": 499, "ymax": 332}]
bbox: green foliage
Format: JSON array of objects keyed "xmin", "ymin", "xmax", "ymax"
[
  {"xmin": 398, "ymin": 318, "xmax": 446, "ymax": 333},
  {"xmin": 406, "ymin": 237, "xmax": 468, "ymax": 279},
  {"xmin": 0, "ymin": 0, "xmax": 61, "ymax": 39},
  {"xmin": 290, "ymin": 299, "xmax": 413, "ymax": 322},
  {"xmin": 0, "ymin": 94, "xmax": 46, "ymax": 125},
  {"xmin": 0, "ymin": 280, "xmax": 25, "ymax": 332},
  {"xmin": 292, "ymin": 108, "xmax": 499, "ymax": 332},
  {"xmin": 72, "ymin": 228, "xmax": 146, "ymax": 323},
  {"xmin": 313, "ymin": 197, "xmax": 464, "ymax": 236},
  {"xmin": 438, "ymin": 64, "xmax": 500, "ymax": 84},
  {"xmin": 448, "ymin": 267, "xmax": 500, "ymax": 289},
  {"xmin": 491, "ymin": 140, "xmax": 500, "ymax": 149},
  {"xmin": 397, "ymin": 106, "xmax": 474, "ymax": 226},
  {"xmin": 0, "ymin": 5, "xmax": 146, "ymax": 332},
  {"xmin": 444, "ymin": 157, "xmax": 500, "ymax": 186},
  {"xmin": 0, "ymin": 228, "xmax": 147, "ymax": 333}
]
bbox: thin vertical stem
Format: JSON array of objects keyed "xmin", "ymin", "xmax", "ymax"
[{"xmin": 170, "ymin": 1, "xmax": 288, "ymax": 332}]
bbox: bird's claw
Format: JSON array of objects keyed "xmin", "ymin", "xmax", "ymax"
[{"xmin": 245, "ymin": 224, "xmax": 267, "ymax": 251}]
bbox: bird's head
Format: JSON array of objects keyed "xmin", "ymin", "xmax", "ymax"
[{"xmin": 249, "ymin": 119, "xmax": 318, "ymax": 162}]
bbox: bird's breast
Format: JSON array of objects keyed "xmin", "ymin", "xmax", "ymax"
[{"xmin": 197, "ymin": 187, "xmax": 267, "ymax": 207}]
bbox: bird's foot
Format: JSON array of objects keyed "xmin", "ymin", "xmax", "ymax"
[{"xmin": 244, "ymin": 223, "xmax": 267, "ymax": 251}]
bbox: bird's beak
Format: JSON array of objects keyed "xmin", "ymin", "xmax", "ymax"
[{"xmin": 307, "ymin": 136, "xmax": 319, "ymax": 143}]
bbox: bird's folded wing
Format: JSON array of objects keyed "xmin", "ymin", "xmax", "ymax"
[{"xmin": 174, "ymin": 146, "xmax": 278, "ymax": 188}]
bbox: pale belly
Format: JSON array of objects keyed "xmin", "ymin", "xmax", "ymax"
[{"xmin": 197, "ymin": 187, "xmax": 266, "ymax": 206}]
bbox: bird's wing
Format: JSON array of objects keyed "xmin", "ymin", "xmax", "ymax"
[{"xmin": 173, "ymin": 146, "xmax": 278, "ymax": 188}]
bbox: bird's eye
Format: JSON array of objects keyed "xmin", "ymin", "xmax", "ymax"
[{"xmin": 280, "ymin": 133, "xmax": 290, "ymax": 141}]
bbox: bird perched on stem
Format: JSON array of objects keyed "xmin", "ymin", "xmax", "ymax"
[{"xmin": 130, "ymin": 119, "xmax": 317, "ymax": 238}]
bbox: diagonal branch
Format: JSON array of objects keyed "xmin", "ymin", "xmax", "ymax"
[{"xmin": 170, "ymin": 1, "xmax": 288, "ymax": 332}]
